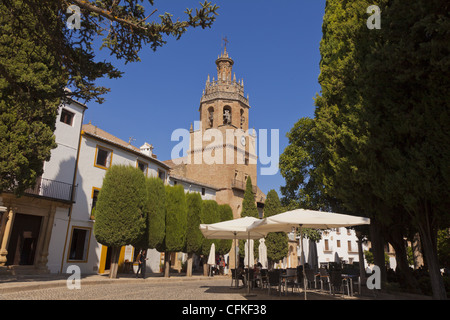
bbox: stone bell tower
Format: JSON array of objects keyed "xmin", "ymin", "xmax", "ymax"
[
  {"xmin": 199, "ymin": 46, "xmax": 250, "ymax": 133},
  {"xmin": 167, "ymin": 46, "xmax": 266, "ymax": 268},
  {"xmin": 182, "ymin": 46, "xmax": 260, "ymax": 218}
]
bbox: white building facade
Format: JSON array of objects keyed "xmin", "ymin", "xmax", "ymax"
[
  {"xmin": 0, "ymin": 99, "xmax": 86, "ymax": 274},
  {"xmin": 48, "ymin": 122, "xmax": 171, "ymax": 275},
  {"xmin": 292, "ymin": 228, "xmax": 369, "ymax": 270}
]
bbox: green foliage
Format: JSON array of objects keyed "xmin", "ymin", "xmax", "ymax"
[
  {"xmin": 94, "ymin": 165, "xmax": 147, "ymax": 247},
  {"xmin": 264, "ymin": 190, "xmax": 282, "ymax": 218},
  {"xmin": 238, "ymin": 177, "xmax": 259, "ymax": 257},
  {"xmin": 0, "ymin": 0, "xmax": 64, "ymax": 195},
  {"xmin": 262, "ymin": 190, "xmax": 288, "ymax": 264},
  {"xmin": 163, "ymin": 184, "xmax": 187, "ymax": 253},
  {"xmin": 312, "ymin": 0, "xmax": 449, "ymax": 299},
  {"xmin": 279, "ymin": 118, "xmax": 337, "ymax": 212},
  {"xmin": 438, "ymin": 229, "xmax": 450, "ymax": 268},
  {"xmin": 241, "ymin": 176, "xmax": 258, "ymax": 218},
  {"xmin": 1, "ymin": 0, "xmax": 219, "ymax": 105},
  {"xmin": 185, "ymin": 192, "xmax": 203, "ymax": 255},
  {"xmin": 143, "ymin": 177, "xmax": 166, "ymax": 249},
  {"xmin": 201, "ymin": 199, "xmax": 220, "ymax": 256},
  {"xmin": 364, "ymin": 250, "xmax": 390, "ymax": 266},
  {"xmin": 265, "ymin": 232, "xmax": 289, "ymax": 264},
  {"xmin": 0, "ymin": 0, "xmax": 218, "ymax": 195},
  {"xmin": 217, "ymin": 204, "xmax": 233, "ymax": 255}
]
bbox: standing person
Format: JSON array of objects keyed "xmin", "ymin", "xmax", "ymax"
[{"xmin": 136, "ymin": 249, "xmax": 148, "ymax": 279}]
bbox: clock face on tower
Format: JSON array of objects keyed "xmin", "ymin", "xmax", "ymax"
[{"xmin": 240, "ymin": 136, "xmax": 246, "ymax": 146}]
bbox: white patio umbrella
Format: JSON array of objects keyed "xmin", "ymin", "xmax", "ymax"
[
  {"xmin": 200, "ymin": 216, "xmax": 265, "ymax": 294},
  {"xmin": 258, "ymin": 238, "xmax": 268, "ymax": 269},
  {"xmin": 207, "ymin": 243, "xmax": 215, "ymax": 276},
  {"xmin": 247, "ymin": 208, "xmax": 370, "ymax": 300},
  {"xmin": 244, "ymin": 239, "xmax": 254, "ymax": 268}
]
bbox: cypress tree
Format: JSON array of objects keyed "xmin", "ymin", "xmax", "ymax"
[
  {"xmin": 136, "ymin": 177, "xmax": 166, "ymax": 250},
  {"xmin": 312, "ymin": 0, "xmax": 449, "ymax": 298},
  {"xmin": 217, "ymin": 204, "xmax": 233, "ymax": 256},
  {"xmin": 162, "ymin": 184, "xmax": 187, "ymax": 277},
  {"xmin": 94, "ymin": 165, "xmax": 147, "ymax": 278},
  {"xmin": 264, "ymin": 190, "xmax": 288, "ymax": 268},
  {"xmin": 241, "ymin": 176, "xmax": 258, "ymax": 218},
  {"xmin": 185, "ymin": 192, "xmax": 203, "ymax": 276},
  {"xmin": 201, "ymin": 199, "xmax": 220, "ymax": 275},
  {"xmin": 239, "ymin": 177, "xmax": 259, "ymax": 258}
]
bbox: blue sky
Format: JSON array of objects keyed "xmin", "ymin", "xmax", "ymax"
[{"xmin": 85, "ymin": 0, "xmax": 326, "ymax": 196}]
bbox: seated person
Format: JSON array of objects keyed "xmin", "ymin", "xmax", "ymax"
[{"xmin": 236, "ymin": 264, "xmax": 247, "ymax": 287}]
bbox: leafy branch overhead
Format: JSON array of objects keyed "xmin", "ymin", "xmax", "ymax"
[
  {"xmin": 2, "ymin": 0, "xmax": 219, "ymax": 105},
  {"xmin": 70, "ymin": 0, "xmax": 219, "ymax": 62},
  {"xmin": 0, "ymin": 0, "xmax": 218, "ymax": 195}
]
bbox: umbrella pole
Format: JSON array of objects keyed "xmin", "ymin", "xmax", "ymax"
[
  {"xmin": 232, "ymin": 232, "xmax": 239, "ymax": 289},
  {"xmin": 300, "ymin": 225, "xmax": 307, "ymax": 300},
  {"xmin": 244, "ymin": 232, "xmax": 256, "ymax": 297},
  {"xmin": 247, "ymin": 232, "xmax": 250, "ymax": 294}
]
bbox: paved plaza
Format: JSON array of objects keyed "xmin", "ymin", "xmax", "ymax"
[{"xmin": 0, "ymin": 273, "xmax": 431, "ymax": 301}]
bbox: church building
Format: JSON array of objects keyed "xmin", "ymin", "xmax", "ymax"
[{"xmin": 166, "ymin": 47, "xmax": 266, "ymax": 221}]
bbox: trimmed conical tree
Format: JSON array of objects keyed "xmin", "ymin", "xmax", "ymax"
[
  {"xmin": 239, "ymin": 176, "xmax": 259, "ymax": 258},
  {"xmin": 185, "ymin": 192, "xmax": 203, "ymax": 276},
  {"xmin": 264, "ymin": 190, "xmax": 288, "ymax": 269},
  {"xmin": 201, "ymin": 199, "xmax": 220, "ymax": 275},
  {"xmin": 135, "ymin": 177, "xmax": 166, "ymax": 251},
  {"xmin": 94, "ymin": 165, "xmax": 147, "ymax": 278},
  {"xmin": 217, "ymin": 204, "xmax": 233, "ymax": 256},
  {"xmin": 162, "ymin": 184, "xmax": 187, "ymax": 277},
  {"xmin": 241, "ymin": 176, "xmax": 258, "ymax": 218}
]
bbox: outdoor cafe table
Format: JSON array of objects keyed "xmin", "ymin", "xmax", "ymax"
[
  {"xmin": 342, "ymin": 274, "xmax": 360, "ymax": 297},
  {"xmin": 279, "ymin": 270, "xmax": 297, "ymax": 296}
]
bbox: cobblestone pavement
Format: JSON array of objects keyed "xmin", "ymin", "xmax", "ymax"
[
  {"xmin": 0, "ymin": 273, "xmax": 432, "ymax": 301},
  {"xmin": 0, "ymin": 274, "xmax": 356, "ymax": 300}
]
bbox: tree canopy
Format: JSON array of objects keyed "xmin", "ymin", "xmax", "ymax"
[
  {"xmin": 93, "ymin": 165, "xmax": 147, "ymax": 278},
  {"xmin": 263, "ymin": 190, "xmax": 288, "ymax": 265},
  {"xmin": 0, "ymin": 0, "xmax": 218, "ymax": 195},
  {"xmin": 241, "ymin": 176, "xmax": 258, "ymax": 218},
  {"xmin": 280, "ymin": 0, "xmax": 449, "ymax": 299},
  {"xmin": 163, "ymin": 184, "xmax": 187, "ymax": 253},
  {"xmin": 143, "ymin": 176, "xmax": 166, "ymax": 250}
]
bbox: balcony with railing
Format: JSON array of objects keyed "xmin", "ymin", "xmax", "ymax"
[
  {"xmin": 24, "ymin": 178, "xmax": 77, "ymax": 203},
  {"xmin": 231, "ymin": 178, "xmax": 257, "ymax": 194}
]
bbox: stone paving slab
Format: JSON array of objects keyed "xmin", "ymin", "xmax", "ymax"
[{"xmin": 0, "ymin": 273, "xmax": 433, "ymax": 300}]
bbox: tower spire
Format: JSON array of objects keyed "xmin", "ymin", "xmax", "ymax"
[{"xmin": 216, "ymin": 38, "xmax": 234, "ymax": 84}]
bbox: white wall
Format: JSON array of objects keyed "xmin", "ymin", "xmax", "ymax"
[
  {"xmin": 168, "ymin": 178, "xmax": 216, "ymax": 200},
  {"xmin": 42, "ymin": 102, "xmax": 84, "ymax": 185},
  {"xmin": 297, "ymin": 228, "xmax": 369, "ymax": 268},
  {"xmin": 53, "ymin": 133, "xmax": 169, "ymax": 275}
]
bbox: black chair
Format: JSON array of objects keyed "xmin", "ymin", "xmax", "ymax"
[
  {"xmin": 329, "ymin": 270, "xmax": 345, "ymax": 295},
  {"xmin": 267, "ymin": 269, "xmax": 282, "ymax": 296},
  {"xmin": 247, "ymin": 268, "xmax": 255, "ymax": 288},
  {"xmin": 342, "ymin": 268, "xmax": 359, "ymax": 296},
  {"xmin": 230, "ymin": 268, "xmax": 246, "ymax": 288},
  {"xmin": 319, "ymin": 267, "xmax": 330, "ymax": 291},
  {"xmin": 260, "ymin": 269, "xmax": 269, "ymax": 289},
  {"xmin": 305, "ymin": 269, "xmax": 317, "ymax": 289},
  {"xmin": 284, "ymin": 268, "xmax": 297, "ymax": 294},
  {"xmin": 293, "ymin": 265, "xmax": 305, "ymax": 293}
]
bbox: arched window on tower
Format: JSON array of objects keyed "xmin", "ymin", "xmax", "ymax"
[
  {"xmin": 208, "ymin": 107, "xmax": 214, "ymax": 128},
  {"xmin": 240, "ymin": 109, "xmax": 245, "ymax": 129},
  {"xmin": 223, "ymin": 106, "xmax": 232, "ymax": 125}
]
